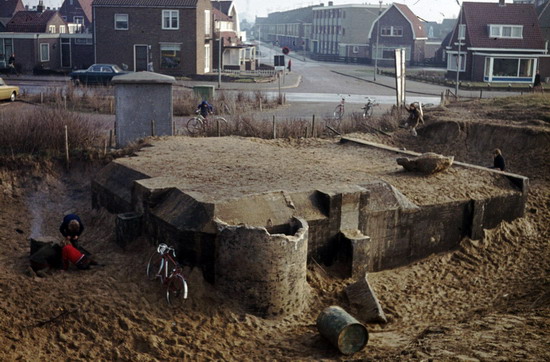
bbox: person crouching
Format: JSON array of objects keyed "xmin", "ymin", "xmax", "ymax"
[{"xmin": 61, "ymin": 239, "xmax": 91, "ymax": 270}]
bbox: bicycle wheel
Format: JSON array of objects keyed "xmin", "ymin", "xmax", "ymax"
[
  {"xmin": 166, "ymin": 273, "xmax": 188, "ymax": 308},
  {"xmin": 146, "ymin": 253, "xmax": 164, "ymax": 282},
  {"xmin": 333, "ymin": 105, "xmax": 344, "ymax": 120},
  {"xmin": 187, "ymin": 117, "xmax": 203, "ymax": 135}
]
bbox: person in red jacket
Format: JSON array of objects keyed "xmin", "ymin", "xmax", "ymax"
[{"xmin": 61, "ymin": 240, "xmax": 91, "ymax": 270}]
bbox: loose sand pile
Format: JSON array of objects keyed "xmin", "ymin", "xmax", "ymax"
[{"xmin": 0, "ymin": 100, "xmax": 548, "ymax": 360}]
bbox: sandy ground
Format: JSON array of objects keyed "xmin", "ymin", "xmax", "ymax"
[{"xmin": 0, "ymin": 99, "xmax": 548, "ymax": 361}]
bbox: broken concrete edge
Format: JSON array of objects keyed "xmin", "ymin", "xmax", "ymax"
[
  {"xmin": 214, "ymin": 216, "xmax": 308, "ymax": 241},
  {"xmin": 345, "ymin": 273, "xmax": 388, "ymax": 325},
  {"xmin": 341, "ymin": 136, "xmax": 529, "ymax": 194}
]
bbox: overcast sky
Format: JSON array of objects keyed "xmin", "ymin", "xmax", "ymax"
[{"xmin": 35, "ymin": 0, "xmax": 512, "ymax": 24}]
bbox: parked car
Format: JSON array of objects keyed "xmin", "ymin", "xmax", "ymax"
[
  {"xmin": 0, "ymin": 77, "xmax": 18, "ymax": 102},
  {"xmin": 69, "ymin": 64, "xmax": 128, "ymax": 85}
]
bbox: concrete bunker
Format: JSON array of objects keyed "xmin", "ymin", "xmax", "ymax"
[
  {"xmin": 215, "ymin": 217, "xmax": 309, "ymax": 317},
  {"xmin": 91, "ymin": 136, "xmax": 528, "ymax": 317}
]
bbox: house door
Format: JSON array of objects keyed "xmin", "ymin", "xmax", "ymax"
[
  {"xmin": 61, "ymin": 38, "xmax": 71, "ymax": 68},
  {"xmin": 134, "ymin": 45, "xmax": 148, "ymax": 71}
]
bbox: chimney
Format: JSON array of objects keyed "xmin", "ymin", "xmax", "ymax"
[
  {"xmin": 37, "ymin": 0, "xmax": 44, "ymax": 12},
  {"xmin": 499, "ymin": 0, "xmax": 505, "ymax": 6},
  {"xmin": 328, "ymin": 1, "xmax": 333, "ymax": 5}
]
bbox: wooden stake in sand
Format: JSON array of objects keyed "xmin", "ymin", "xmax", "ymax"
[
  {"xmin": 312, "ymin": 115, "xmax": 316, "ymax": 138},
  {"xmin": 64, "ymin": 125, "xmax": 70, "ymax": 169},
  {"xmin": 272, "ymin": 115, "xmax": 276, "ymax": 139}
]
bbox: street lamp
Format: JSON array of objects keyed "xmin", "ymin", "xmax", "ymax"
[
  {"xmin": 374, "ymin": 0, "xmax": 382, "ymax": 81},
  {"xmin": 218, "ymin": 36, "xmax": 222, "ymax": 89},
  {"xmin": 455, "ymin": 1, "xmax": 465, "ymax": 97}
]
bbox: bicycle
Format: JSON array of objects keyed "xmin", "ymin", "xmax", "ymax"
[
  {"xmin": 187, "ymin": 112, "xmax": 228, "ymax": 136},
  {"xmin": 146, "ymin": 243, "xmax": 188, "ymax": 307},
  {"xmin": 361, "ymin": 97, "xmax": 378, "ymax": 119},
  {"xmin": 333, "ymin": 95, "xmax": 349, "ymax": 121}
]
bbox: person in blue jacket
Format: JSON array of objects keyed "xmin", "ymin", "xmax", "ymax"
[
  {"xmin": 59, "ymin": 213, "xmax": 84, "ymax": 249},
  {"xmin": 197, "ymin": 100, "xmax": 213, "ymax": 118}
]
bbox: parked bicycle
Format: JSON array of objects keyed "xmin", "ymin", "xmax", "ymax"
[
  {"xmin": 333, "ymin": 94, "xmax": 350, "ymax": 121},
  {"xmin": 361, "ymin": 97, "xmax": 378, "ymax": 118},
  {"xmin": 146, "ymin": 243, "xmax": 188, "ymax": 307},
  {"xmin": 187, "ymin": 112, "xmax": 228, "ymax": 136}
]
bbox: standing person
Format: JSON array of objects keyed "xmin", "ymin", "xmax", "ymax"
[
  {"xmin": 403, "ymin": 102, "xmax": 424, "ymax": 136},
  {"xmin": 287, "ymin": 59, "xmax": 292, "ymax": 72},
  {"xmin": 533, "ymin": 70, "xmax": 543, "ymax": 93},
  {"xmin": 196, "ymin": 100, "xmax": 213, "ymax": 118},
  {"xmin": 59, "ymin": 213, "xmax": 84, "ymax": 249},
  {"xmin": 8, "ymin": 53, "xmax": 18, "ymax": 76},
  {"xmin": 491, "ymin": 148, "xmax": 506, "ymax": 171}
]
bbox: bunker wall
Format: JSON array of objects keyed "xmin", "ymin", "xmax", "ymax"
[{"xmin": 215, "ymin": 217, "xmax": 309, "ymax": 318}]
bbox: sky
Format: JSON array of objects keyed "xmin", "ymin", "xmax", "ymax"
[{"xmin": 34, "ymin": 0, "xmax": 513, "ymax": 24}]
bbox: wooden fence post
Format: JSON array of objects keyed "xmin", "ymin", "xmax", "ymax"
[
  {"xmin": 272, "ymin": 115, "xmax": 276, "ymax": 139},
  {"xmin": 64, "ymin": 125, "xmax": 69, "ymax": 170}
]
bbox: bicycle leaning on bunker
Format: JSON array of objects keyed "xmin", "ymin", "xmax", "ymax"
[{"xmin": 146, "ymin": 243, "xmax": 188, "ymax": 307}]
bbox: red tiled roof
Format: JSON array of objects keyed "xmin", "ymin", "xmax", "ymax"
[
  {"xmin": 5, "ymin": 10, "xmax": 59, "ymax": 32},
  {"xmin": 79, "ymin": 0, "xmax": 93, "ymax": 23},
  {"xmin": 462, "ymin": 2, "xmax": 544, "ymax": 49},
  {"xmin": 213, "ymin": 7, "xmax": 230, "ymax": 21},
  {"xmin": 211, "ymin": 0, "xmax": 232, "ymax": 16},
  {"xmin": 92, "ymin": 0, "xmax": 198, "ymax": 7},
  {"xmin": 394, "ymin": 3, "xmax": 427, "ymax": 39}
]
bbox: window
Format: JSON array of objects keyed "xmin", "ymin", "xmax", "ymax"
[
  {"xmin": 205, "ymin": 10, "xmax": 211, "ymax": 35},
  {"xmin": 458, "ymin": 24, "xmax": 466, "ymax": 40},
  {"xmin": 447, "ymin": 53, "xmax": 466, "ymax": 72},
  {"xmin": 68, "ymin": 24, "xmax": 82, "ymax": 33},
  {"xmin": 162, "ymin": 10, "xmax": 179, "ymax": 30},
  {"xmin": 381, "ymin": 26, "xmax": 403, "ymax": 37},
  {"xmin": 40, "ymin": 43, "xmax": 50, "ymax": 61},
  {"xmin": 74, "ymin": 16, "xmax": 84, "ymax": 25},
  {"xmin": 488, "ymin": 24, "xmax": 523, "ymax": 39},
  {"xmin": 48, "ymin": 25, "xmax": 56, "ymax": 33},
  {"xmin": 59, "ymin": 25, "xmax": 66, "ymax": 33},
  {"xmin": 115, "ymin": 14, "xmax": 128, "ymax": 30},
  {"xmin": 160, "ymin": 44, "xmax": 181, "ymax": 69},
  {"xmin": 204, "ymin": 44, "xmax": 210, "ymax": 73},
  {"xmin": 492, "ymin": 58, "xmax": 534, "ymax": 77}
]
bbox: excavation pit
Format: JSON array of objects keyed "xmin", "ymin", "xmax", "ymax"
[{"xmin": 92, "ymin": 136, "xmax": 528, "ymax": 316}]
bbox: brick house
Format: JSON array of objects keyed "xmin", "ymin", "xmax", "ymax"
[
  {"xmin": 311, "ymin": 2, "xmax": 388, "ymax": 63},
  {"xmin": 446, "ymin": 0, "xmax": 548, "ymax": 83},
  {"xmin": 93, "ymin": 0, "xmax": 214, "ymax": 75},
  {"xmin": 0, "ymin": 0, "xmax": 25, "ymax": 67},
  {"xmin": 0, "ymin": 5, "xmax": 93, "ymax": 74},
  {"xmin": 368, "ymin": 3, "xmax": 427, "ymax": 66},
  {"xmin": 212, "ymin": 1, "xmax": 255, "ymax": 71},
  {"xmin": 59, "ymin": 0, "xmax": 93, "ymax": 33}
]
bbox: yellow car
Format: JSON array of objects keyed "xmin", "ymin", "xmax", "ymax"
[{"xmin": 0, "ymin": 77, "xmax": 19, "ymax": 102}]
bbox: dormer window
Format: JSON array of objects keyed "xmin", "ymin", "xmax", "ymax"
[{"xmin": 488, "ymin": 24, "xmax": 523, "ymax": 39}]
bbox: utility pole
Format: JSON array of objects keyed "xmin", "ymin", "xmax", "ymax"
[
  {"xmin": 374, "ymin": 0, "xmax": 382, "ymax": 81},
  {"xmin": 218, "ymin": 37, "xmax": 222, "ymax": 89},
  {"xmin": 455, "ymin": 1, "xmax": 464, "ymax": 97}
]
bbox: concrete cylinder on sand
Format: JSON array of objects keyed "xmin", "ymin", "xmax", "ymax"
[
  {"xmin": 316, "ymin": 306, "xmax": 369, "ymax": 355},
  {"xmin": 215, "ymin": 217, "xmax": 309, "ymax": 318}
]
